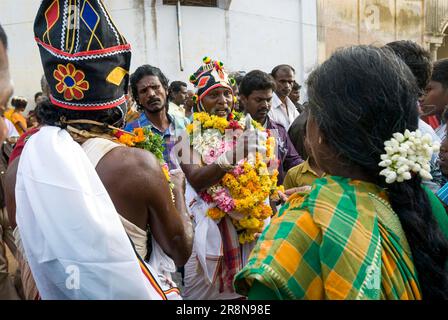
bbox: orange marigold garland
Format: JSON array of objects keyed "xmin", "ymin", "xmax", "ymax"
[{"xmin": 113, "ymin": 126, "xmax": 172, "ymax": 190}]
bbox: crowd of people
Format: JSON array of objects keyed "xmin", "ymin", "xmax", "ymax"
[{"xmin": 0, "ymin": 0, "xmax": 447, "ymax": 300}]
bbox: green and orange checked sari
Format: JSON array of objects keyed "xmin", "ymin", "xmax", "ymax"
[{"xmin": 234, "ymin": 176, "xmax": 422, "ymax": 300}]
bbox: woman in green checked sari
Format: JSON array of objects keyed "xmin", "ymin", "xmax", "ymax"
[{"xmin": 234, "ymin": 46, "xmax": 448, "ymax": 300}]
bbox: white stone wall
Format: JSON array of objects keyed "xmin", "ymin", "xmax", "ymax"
[
  {"xmin": 0, "ymin": 0, "xmax": 43, "ymax": 113},
  {"xmin": 0, "ymin": 0, "xmax": 318, "ymax": 112}
]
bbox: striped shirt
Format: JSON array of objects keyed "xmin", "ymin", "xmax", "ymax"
[{"xmin": 436, "ymin": 182, "xmax": 448, "ymax": 205}]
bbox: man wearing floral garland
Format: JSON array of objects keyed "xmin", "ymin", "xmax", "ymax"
[
  {"xmin": 4, "ymin": 0, "xmax": 193, "ymax": 299},
  {"xmin": 239, "ymin": 70, "xmax": 302, "ymax": 185},
  {"xmin": 178, "ymin": 57, "xmax": 280, "ymax": 300}
]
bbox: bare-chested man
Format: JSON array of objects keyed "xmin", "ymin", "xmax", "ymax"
[{"xmin": 4, "ymin": 0, "xmax": 192, "ymax": 300}]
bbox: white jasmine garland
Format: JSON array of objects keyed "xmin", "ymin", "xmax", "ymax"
[
  {"xmin": 379, "ymin": 129, "xmax": 440, "ymax": 184},
  {"xmin": 193, "ymin": 115, "xmax": 250, "ymax": 156},
  {"xmin": 192, "ymin": 129, "xmax": 223, "ymax": 156},
  {"xmin": 238, "ymin": 115, "xmax": 247, "ymax": 130}
]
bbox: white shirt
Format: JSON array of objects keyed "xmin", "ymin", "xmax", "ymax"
[
  {"xmin": 419, "ymin": 118, "xmax": 440, "ymax": 162},
  {"xmin": 268, "ymin": 93, "xmax": 299, "ymax": 130},
  {"xmin": 419, "ymin": 119, "xmax": 441, "ymax": 145},
  {"xmin": 4, "ymin": 117, "xmax": 19, "ymax": 137},
  {"xmin": 419, "ymin": 119, "xmax": 442, "ymax": 193},
  {"xmin": 168, "ymin": 101, "xmax": 185, "ymax": 118}
]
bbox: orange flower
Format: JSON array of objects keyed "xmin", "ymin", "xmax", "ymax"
[
  {"xmin": 266, "ymin": 136, "xmax": 276, "ymax": 159},
  {"xmin": 53, "ymin": 63, "xmax": 89, "ymax": 101},
  {"xmin": 133, "ymin": 128, "xmax": 146, "ymax": 143},
  {"xmin": 207, "ymin": 207, "xmax": 226, "ymax": 220},
  {"xmin": 118, "ymin": 133, "xmax": 135, "ymax": 146},
  {"xmin": 260, "ymin": 204, "xmax": 273, "ymax": 219}
]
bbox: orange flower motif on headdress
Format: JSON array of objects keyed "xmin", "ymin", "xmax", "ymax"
[{"xmin": 53, "ymin": 63, "xmax": 90, "ymax": 101}]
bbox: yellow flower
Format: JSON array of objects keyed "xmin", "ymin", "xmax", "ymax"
[
  {"xmin": 239, "ymin": 216, "xmax": 262, "ymax": 229},
  {"xmin": 194, "ymin": 112, "xmax": 211, "ymax": 123},
  {"xmin": 259, "ymin": 204, "xmax": 273, "ymax": 219},
  {"xmin": 191, "ymin": 112, "xmax": 230, "ymax": 134},
  {"xmin": 161, "ymin": 165, "xmax": 170, "ymax": 182},
  {"xmin": 186, "ymin": 123, "xmax": 194, "ymax": 135},
  {"xmin": 133, "ymin": 128, "xmax": 146, "ymax": 143},
  {"xmin": 243, "ymin": 162, "xmax": 252, "ymax": 173},
  {"xmin": 214, "ymin": 117, "xmax": 229, "ymax": 134},
  {"xmin": 251, "ymin": 120, "xmax": 264, "ymax": 131},
  {"xmin": 266, "ymin": 137, "xmax": 276, "ymax": 159},
  {"xmin": 207, "ymin": 207, "xmax": 226, "ymax": 220},
  {"xmin": 189, "ymin": 113, "xmax": 280, "ymax": 238},
  {"xmin": 239, "ymin": 231, "xmax": 256, "ymax": 244},
  {"xmin": 203, "ymin": 119, "xmax": 214, "ymax": 129}
]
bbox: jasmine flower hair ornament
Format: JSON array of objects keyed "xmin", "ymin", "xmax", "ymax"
[{"xmin": 379, "ymin": 129, "xmax": 440, "ymax": 184}]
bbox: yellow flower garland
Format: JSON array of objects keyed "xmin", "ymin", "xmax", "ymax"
[
  {"xmin": 190, "ymin": 112, "xmax": 284, "ymax": 244},
  {"xmin": 221, "ymin": 153, "xmax": 276, "ymax": 243}
]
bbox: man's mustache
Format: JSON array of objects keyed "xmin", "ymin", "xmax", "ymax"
[{"xmin": 147, "ymin": 98, "xmax": 161, "ymax": 105}]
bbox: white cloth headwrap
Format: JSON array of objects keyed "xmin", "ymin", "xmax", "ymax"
[{"xmin": 15, "ymin": 126, "xmax": 164, "ymax": 300}]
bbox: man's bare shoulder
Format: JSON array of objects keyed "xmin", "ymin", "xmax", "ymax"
[
  {"xmin": 96, "ymin": 146, "xmax": 166, "ymax": 193},
  {"xmin": 105, "ymin": 146, "xmax": 160, "ymax": 168}
]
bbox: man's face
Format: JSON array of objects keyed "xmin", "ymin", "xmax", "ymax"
[
  {"xmin": 172, "ymin": 85, "xmax": 188, "ymax": 106},
  {"xmin": 184, "ymin": 90, "xmax": 194, "ymax": 111},
  {"xmin": 289, "ymin": 88, "xmax": 300, "ymax": 104},
  {"xmin": 201, "ymin": 87, "xmax": 233, "ymax": 118},
  {"xmin": 36, "ymin": 95, "xmax": 46, "ymax": 105},
  {"xmin": 0, "ymin": 41, "xmax": 13, "ymax": 114},
  {"xmin": 273, "ymin": 68, "xmax": 295, "ymax": 99},
  {"xmin": 136, "ymin": 75, "xmax": 167, "ymax": 114},
  {"xmin": 439, "ymin": 137, "xmax": 448, "ymax": 176},
  {"xmin": 232, "ymin": 84, "xmax": 240, "ymax": 111},
  {"xmin": 16, "ymin": 105, "xmax": 26, "ymax": 113},
  {"xmin": 420, "ymin": 80, "xmax": 448, "ymax": 117},
  {"xmin": 241, "ymin": 89, "xmax": 273, "ymax": 125}
]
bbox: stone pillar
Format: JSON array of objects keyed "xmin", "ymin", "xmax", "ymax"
[{"xmin": 424, "ymin": 34, "xmax": 445, "ymax": 61}]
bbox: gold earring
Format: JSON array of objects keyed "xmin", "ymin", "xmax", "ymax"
[{"xmin": 318, "ymin": 136, "xmax": 322, "ymax": 144}]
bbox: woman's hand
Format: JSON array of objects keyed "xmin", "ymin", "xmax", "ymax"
[{"xmin": 278, "ymin": 186, "xmax": 312, "ymax": 203}]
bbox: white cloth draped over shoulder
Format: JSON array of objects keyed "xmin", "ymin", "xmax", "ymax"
[
  {"xmin": 185, "ymin": 182, "xmax": 223, "ymax": 283},
  {"xmin": 15, "ymin": 126, "xmax": 165, "ymax": 300},
  {"xmin": 82, "ymin": 137, "xmax": 179, "ymax": 299},
  {"xmin": 183, "ymin": 182, "xmax": 269, "ymax": 300}
]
